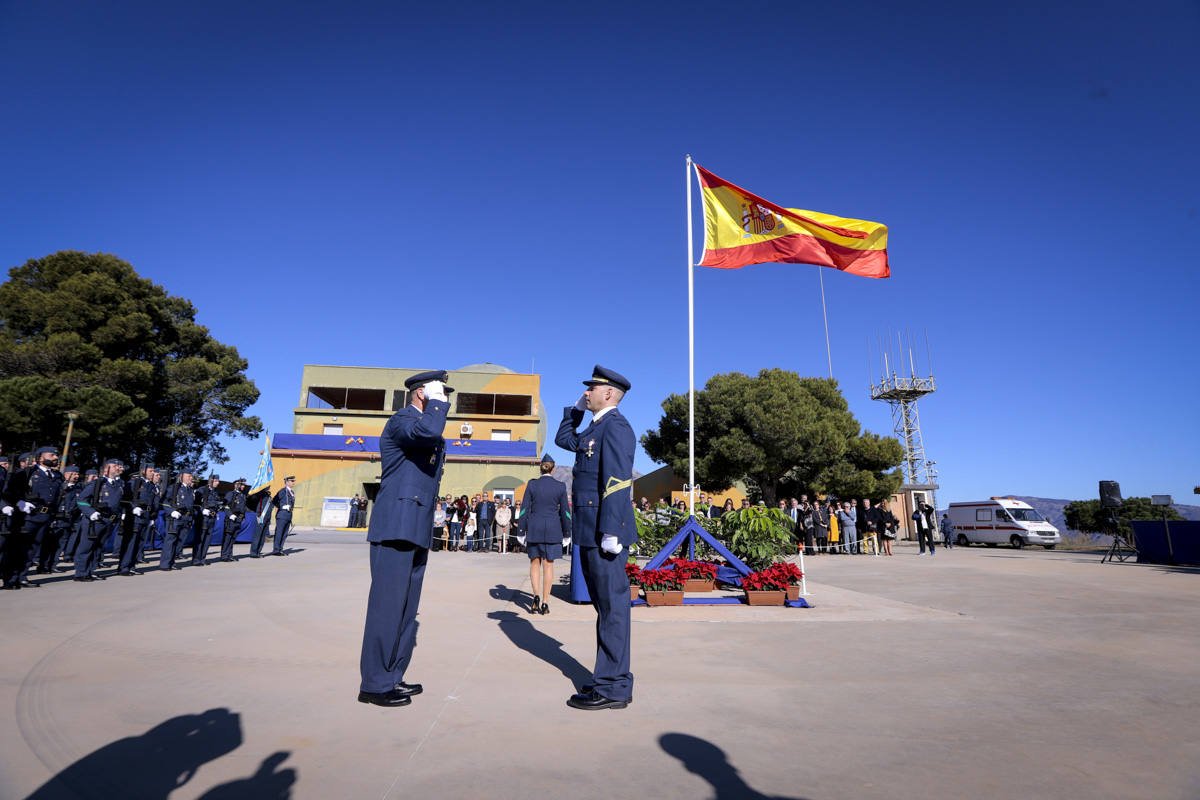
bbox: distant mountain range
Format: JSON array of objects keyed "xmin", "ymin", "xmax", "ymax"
[{"xmin": 1007, "ymin": 495, "xmax": 1200, "ymax": 534}]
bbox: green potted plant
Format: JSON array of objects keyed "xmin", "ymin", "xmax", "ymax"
[{"xmin": 639, "ymin": 568, "xmax": 685, "ymax": 606}]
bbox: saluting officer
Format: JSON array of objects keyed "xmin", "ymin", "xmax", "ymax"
[
  {"xmin": 54, "ymin": 466, "xmax": 83, "ymax": 568},
  {"xmin": 518, "ymin": 453, "xmax": 572, "ymax": 615},
  {"xmin": 555, "ymin": 366, "xmax": 637, "ymax": 711},
  {"xmin": 159, "ymin": 468, "xmax": 196, "ymax": 571},
  {"xmin": 128, "ymin": 465, "xmax": 161, "ymax": 570},
  {"xmin": 2, "ymin": 447, "xmax": 64, "ymax": 587},
  {"xmin": 193, "ymin": 474, "xmax": 223, "ymax": 565},
  {"xmin": 358, "ymin": 369, "xmax": 452, "ymax": 707},
  {"xmin": 270, "ymin": 476, "xmax": 296, "ymax": 556},
  {"xmin": 220, "ymin": 478, "xmax": 248, "ymax": 562},
  {"xmin": 74, "ymin": 458, "xmax": 127, "ymax": 581}
]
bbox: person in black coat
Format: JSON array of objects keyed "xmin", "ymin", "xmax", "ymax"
[
  {"xmin": 517, "ymin": 454, "xmax": 571, "ymax": 615},
  {"xmin": 858, "ymin": 498, "xmax": 883, "ymax": 554}
]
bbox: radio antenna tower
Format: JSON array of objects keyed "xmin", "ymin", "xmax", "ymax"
[{"xmin": 869, "ymin": 329, "xmax": 939, "ymax": 515}]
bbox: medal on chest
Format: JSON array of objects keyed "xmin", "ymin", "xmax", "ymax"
[{"xmin": 585, "ymin": 439, "xmax": 596, "ymax": 458}]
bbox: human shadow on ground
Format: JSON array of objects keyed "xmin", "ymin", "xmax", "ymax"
[
  {"xmin": 659, "ymin": 733, "xmax": 809, "ymax": 800},
  {"xmin": 24, "ymin": 707, "xmax": 297, "ymax": 800},
  {"xmin": 490, "ymin": 582, "xmax": 538, "ymax": 612},
  {"xmin": 487, "ymin": 610, "xmax": 592, "ymax": 689}
]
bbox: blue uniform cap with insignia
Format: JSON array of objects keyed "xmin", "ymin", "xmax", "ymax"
[
  {"xmin": 179, "ymin": 466, "xmax": 194, "ymax": 475},
  {"xmin": 582, "ymin": 365, "xmax": 631, "ymax": 392},
  {"xmin": 540, "ymin": 453, "xmax": 555, "ymax": 464},
  {"xmin": 85, "ymin": 469, "xmax": 98, "ymax": 477},
  {"xmin": 404, "ymin": 369, "xmax": 455, "ymax": 393},
  {"xmin": 209, "ymin": 474, "xmax": 220, "ymax": 481},
  {"xmin": 284, "ymin": 475, "xmax": 296, "ymax": 482},
  {"xmin": 234, "ymin": 477, "xmax": 247, "ymax": 484},
  {"xmin": 63, "ymin": 465, "xmax": 79, "ymax": 474},
  {"xmin": 35, "ymin": 446, "xmax": 59, "ymax": 457},
  {"xmin": 102, "ymin": 458, "xmax": 123, "ymax": 468},
  {"xmin": 19, "ymin": 452, "xmax": 32, "ymax": 462}
]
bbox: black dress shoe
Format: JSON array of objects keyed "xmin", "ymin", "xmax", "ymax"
[
  {"xmin": 73, "ymin": 576, "xmax": 94, "ymax": 582},
  {"xmin": 566, "ymin": 689, "xmax": 629, "ymax": 710},
  {"xmin": 19, "ymin": 580, "xmax": 40, "ymax": 587},
  {"xmin": 394, "ymin": 682, "xmax": 423, "ymax": 697},
  {"xmin": 170, "ymin": 565, "xmax": 183, "ymax": 570},
  {"xmin": 2, "ymin": 583, "xmax": 20, "ymax": 590},
  {"xmin": 91, "ymin": 574, "xmax": 106, "ymax": 580},
  {"xmin": 357, "ymin": 689, "xmax": 412, "ymax": 707},
  {"xmin": 541, "ymin": 602, "xmax": 550, "ymax": 615}
]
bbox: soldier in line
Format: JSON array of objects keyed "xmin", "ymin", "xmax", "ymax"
[
  {"xmin": 270, "ymin": 476, "xmax": 296, "ymax": 556},
  {"xmin": 128, "ymin": 465, "xmax": 161, "ymax": 569},
  {"xmin": 74, "ymin": 459, "xmax": 127, "ymax": 581},
  {"xmin": 2, "ymin": 447, "xmax": 65, "ymax": 588},
  {"xmin": 159, "ymin": 469, "xmax": 196, "ymax": 571},
  {"xmin": 193, "ymin": 473, "xmax": 223, "ymax": 566},
  {"xmin": 53, "ymin": 466, "xmax": 83, "ymax": 568},
  {"xmin": 220, "ymin": 478, "xmax": 248, "ymax": 562}
]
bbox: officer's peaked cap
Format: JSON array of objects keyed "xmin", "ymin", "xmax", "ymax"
[
  {"xmin": 284, "ymin": 475, "xmax": 296, "ymax": 481},
  {"xmin": 582, "ymin": 365, "xmax": 631, "ymax": 392},
  {"xmin": 404, "ymin": 369, "xmax": 455, "ymax": 393},
  {"xmin": 234, "ymin": 477, "xmax": 247, "ymax": 483}
]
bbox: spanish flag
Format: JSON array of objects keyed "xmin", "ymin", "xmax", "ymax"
[{"xmin": 696, "ymin": 165, "xmax": 890, "ymax": 278}]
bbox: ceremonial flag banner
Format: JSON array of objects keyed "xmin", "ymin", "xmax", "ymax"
[
  {"xmin": 250, "ymin": 431, "xmax": 274, "ymax": 495},
  {"xmin": 695, "ymin": 165, "xmax": 890, "ymax": 278}
]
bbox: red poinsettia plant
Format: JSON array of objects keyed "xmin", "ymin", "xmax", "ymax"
[
  {"xmin": 663, "ymin": 558, "xmax": 719, "ymax": 580},
  {"xmin": 625, "ymin": 562, "xmax": 643, "ymax": 586},
  {"xmin": 742, "ymin": 568, "xmax": 789, "ymax": 591},
  {"xmin": 638, "ymin": 568, "xmax": 685, "ymax": 592},
  {"xmin": 766, "ymin": 561, "xmax": 803, "ymax": 586}
]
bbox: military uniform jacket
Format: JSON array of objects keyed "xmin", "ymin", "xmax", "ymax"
[
  {"xmin": 5, "ymin": 465, "xmax": 65, "ymax": 525},
  {"xmin": 554, "ymin": 406, "xmax": 637, "ymax": 548},
  {"xmin": 56, "ymin": 482, "xmax": 83, "ymax": 525},
  {"xmin": 77, "ymin": 476, "xmax": 126, "ymax": 520},
  {"xmin": 520, "ymin": 474, "xmax": 571, "ymax": 545},
  {"xmin": 196, "ymin": 484, "xmax": 224, "ymax": 514},
  {"xmin": 271, "ymin": 487, "xmax": 295, "ymax": 517},
  {"xmin": 162, "ymin": 482, "xmax": 196, "ymax": 518},
  {"xmin": 224, "ymin": 489, "xmax": 247, "ymax": 517},
  {"xmin": 129, "ymin": 476, "xmax": 161, "ymax": 516},
  {"xmin": 367, "ymin": 398, "xmax": 450, "ymax": 547}
]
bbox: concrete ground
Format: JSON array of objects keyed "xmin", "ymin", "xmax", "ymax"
[{"xmin": 2, "ymin": 535, "xmax": 1198, "ymax": 800}]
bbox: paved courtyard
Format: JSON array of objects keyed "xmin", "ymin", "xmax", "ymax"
[{"xmin": 2, "ymin": 536, "xmax": 1197, "ymax": 800}]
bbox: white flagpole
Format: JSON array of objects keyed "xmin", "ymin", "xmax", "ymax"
[
  {"xmin": 686, "ymin": 154, "xmax": 696, "ymax": 517},
  {"xmin": 819, "ymin": 267, "xmax": 833, "ymax": 379}
]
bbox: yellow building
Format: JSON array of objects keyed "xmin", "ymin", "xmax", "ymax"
[{"xmin": 271, "ymin": 363, "xmax": 545, "ymax": 527}]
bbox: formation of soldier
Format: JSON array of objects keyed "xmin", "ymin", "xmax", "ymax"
[{"xmin": 0, "ymin": 444, "xmax": 296, "ymax": 589}]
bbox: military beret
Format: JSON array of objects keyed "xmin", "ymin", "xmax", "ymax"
[
  {"xmin": 404, "ymin": 369, "xmax": 455, "ymax": 393},
  {"xmin": 540, "ymin": 453, "xmax": 555, "ymax": 464},
  {"xmin": 85, "ymin": 469, "xmax": 98, "ymax": 477},
  {"xmin": 63, "ymin": 465, "xmax": 79, "ymax": 474},
  {"xmin": 582, "ymin": 365, "xmax": 631, "ymax": 392},
  {"xmin": 35, "ymin": 446, "xmax": 59, "ymax": 457}
]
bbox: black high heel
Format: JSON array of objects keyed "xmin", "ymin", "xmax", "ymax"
[{"xmin": 540, "ymin": 601, "xmax": 549, "ymax": 615}]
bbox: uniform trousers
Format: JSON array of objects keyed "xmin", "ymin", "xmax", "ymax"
[
  {"xmin": 112, "ymin": 519, "xmax": 141, "ymax": 572},
  {"xmin": 249, "ymin": 515, "xmax": 270, "ymax": 556},
  {"xmin": 220, "ymin": 520, "xmax": 239, "ymax": 559},
  {"xmin": 578, "ymin": 545, "xmax": 634, "ymax": 702},
  {"xmin": 159, "ymin": 516, "xmax": 191, "ymax": 569},
  {"xmin": 193, "ymin": 516, "xmax": 217, "ymax": 563},
  {"xmin": 359, "ymin": 540, "xmax": 427, "ymax": 693},
  {"xmin": 75, "ymin": 519, "xmax": 113, "ymax": 577},
  {"xmin": 21, "ymin": 518, "xmax": 52, "ymax": 578},
  {"xmin": 1, "ymin": 525, "xmax": 31, "ymax": 584},
  {"xmin": 136, "ymin": 516, "xmax": 156, "ymax": 561},
  {"xmin": 55, "ymin": 521, "xmax": 77, "ymax": 564},
  {"xmin": 272, "ymin": 515, "xmax": 292, "ymax": 554}
]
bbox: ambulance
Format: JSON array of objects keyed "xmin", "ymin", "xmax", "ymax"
[{"xmin": 947, "ymin": 498, "xmax": 1061, "ymax": 549}]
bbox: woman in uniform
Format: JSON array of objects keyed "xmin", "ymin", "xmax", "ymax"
[{"xmin": 518, "ymin": 454, "xmax": 571, "ymax": 615}]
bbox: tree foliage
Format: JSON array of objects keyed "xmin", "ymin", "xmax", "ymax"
[
  {"xmin": 641, "ymin": 369, "xmax": 903, "ymax": 505},
  {"xmin": 0, "ymin": 251, "xmax": 262, "ymax": 470},
  {"xmin": 1063, "ymin": 497, "xmax": 1182, "ymax": 538}
]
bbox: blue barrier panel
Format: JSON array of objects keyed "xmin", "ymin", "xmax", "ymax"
[{"xmin": 1132, "ymin": 520, "xmax": 1200, "ymax": 566}]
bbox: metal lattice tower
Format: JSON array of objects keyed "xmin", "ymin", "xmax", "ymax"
[{"xmin": 869, "ymin": 331, "xmax": 939, "ymax": 512}]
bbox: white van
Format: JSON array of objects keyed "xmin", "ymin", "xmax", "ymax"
[{"xmin": 947, "ymin": 498, "xmax": 1061, "ymax": 549}]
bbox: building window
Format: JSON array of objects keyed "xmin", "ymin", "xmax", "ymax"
[
  {"xmin": 305, "ymin": 387, "xmax": 386, "ymax": 411},
  {"xmin": 491, "ymin": 429, "xmax": 511, "ymax": 441},
  {"xmin": 391, "ymin": 389, "xmax": 409, "ymax": 410},
  {"xmin": 455, "ymin": 392, "xmax": 533, "ymax": 416},
  {"xmin": 323, "ymin": 424, "xmax": 343, "ymax": 436}
]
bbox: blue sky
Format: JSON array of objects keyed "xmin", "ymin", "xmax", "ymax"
[{"xmin": 2, "ymin": 0, "xmax": 1197, "ymax": 504}]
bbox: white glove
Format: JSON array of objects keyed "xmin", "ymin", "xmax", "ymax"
[
  {"xmin": 89, "ymin": 511, "xmax": 101, "ymax": 521},
  {"xmin": 600, "ymin": 534, "xmax": 622, "ymax": 554},
  {"xmin": 132, "ymin": 507, "xmax": 143, "ymax": 517},
  {"xmin": 574, "ymin": 392, "xmax": 587, "ymax": 411},
  {"xmin": 229, "ymin": 514, "xmax": 237, "ymax": 520},
  {"xmin": 283, "ymin": 504, "xmax": 291, "ymax": 511},
  {"xmin": 562, "ymin": 537, "xmax": 571, "ymax": 548},
  {"xmin": 17, "ymin": 500, "xmax": 35, "ymax": 513},
  {"xmin": 1, "ymin": 506, "xmax": 11, "ymax": 516},
  {"xmin": 202, "ymin": 508, "xmax": 212, "ymax": 517},
  {"xmin": 170, "ymin": 510, "xmax": 181, "ymax": 519},
  {"xmin": 120, "ymin": 513, "xmax": 126, "ymax": 520},
  {"xmin": 516, "ymin": 535, "xmax": 526, "ymax": 545},
  {"xmin": 424, "ymin": 380, "xmax": 447, "ymax": 402}
]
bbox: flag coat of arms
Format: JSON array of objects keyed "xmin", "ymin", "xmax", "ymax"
[{"xmin": 695, "ymin": 165, "xmax": 890, "ymax": 278}]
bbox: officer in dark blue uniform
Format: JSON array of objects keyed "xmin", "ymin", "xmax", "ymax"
[
  {"xmin": 159, "ymin": 468, "xmax": 196, "ymax": 571},
  {"xmin": 193, "ymin": 474, "xmax": 223, "ymax": 565},
  {"xmin": 358, "ymin": 370, "xmax": 452, "ymax": 707},
  {"xmin": 2, "ymin": 446, "xmax": 64, "ymax": 587},
  {"xmin": 74, "ymin": 458, "xmax": 127, "ymax": 581},
  {"xmin": 53, "ymin": 466, "xmax": 82, "ymax": 568},
  {"xmin": 128, "ymin": 466, "xmax": 160, "ymax": 564},
  {"xmin": 555, "ymin": 365, "xmax": 637, "ymax": 710},
  {"xmin": 220, "ymin": 478, "xmax": 248, "ymax": 562},
  {"xmin": 270, "ymin": 476, "xmax": 296, "ymax": 556},
  {"xmin": 518, "ymin": 453, "xmax": 572, "ymax": 615}
]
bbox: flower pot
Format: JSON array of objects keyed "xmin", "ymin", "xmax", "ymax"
[
  {"xmin": 683, "ymin": 578, "xmax": 715, "ymax": 593},
  {"xmin": 744, "ymin": 589, "xmax": 786, "ymax": 606},
  {"xmin": 630, "ymin": 585, "xmax": 640, "ymax": 601},
  {"xmin": 643, "ymin": 589, "xmax": 685, "ymax": 606},
  {"xmin": 786, "ymin": 585, "xmax": 800, "ymax": 602}
]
